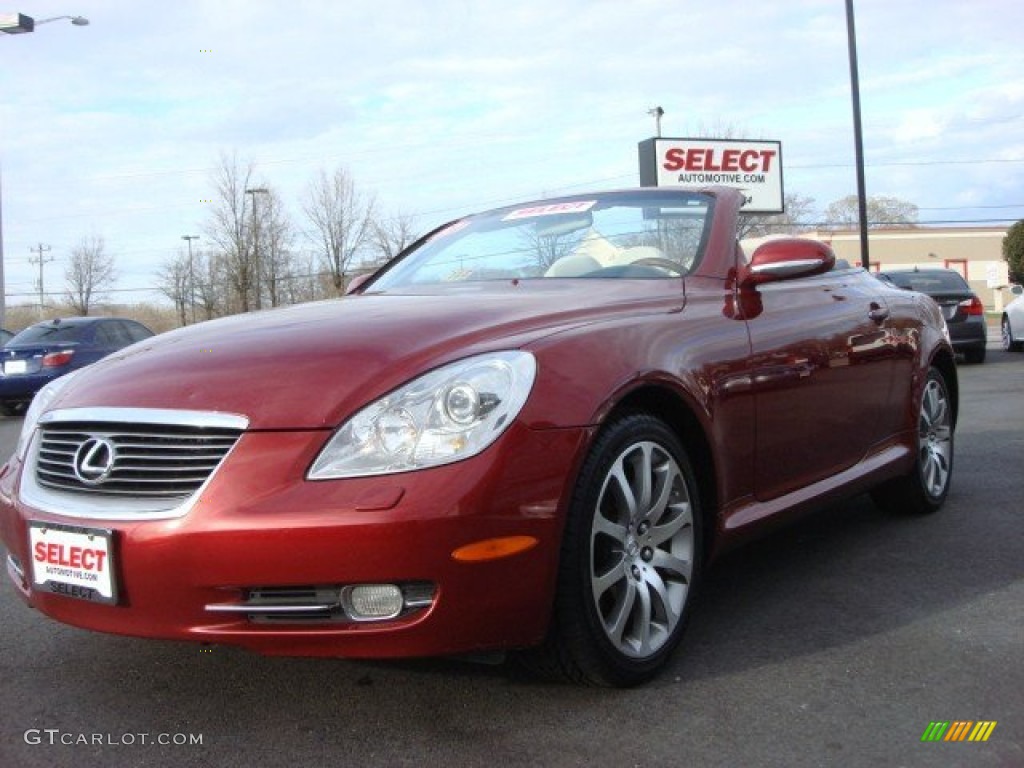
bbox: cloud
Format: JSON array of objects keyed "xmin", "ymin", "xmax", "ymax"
[{"xmin": 2, "ymin": 0, "xmax": 1022, "ymax": 303}]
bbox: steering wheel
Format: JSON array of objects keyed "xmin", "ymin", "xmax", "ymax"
[{"xmin": 630, "ymin": 257, "xmax": 686, "ymax": 275}]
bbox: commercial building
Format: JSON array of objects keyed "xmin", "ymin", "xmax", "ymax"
[{"xmin": 749, "ymin": 226, "xmax": 1015, "ymax": 312}]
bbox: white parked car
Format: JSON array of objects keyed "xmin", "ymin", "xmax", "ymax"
[{"xmin": 1003, "ymin": 284, "xmax": 1024, "ymax": 352}]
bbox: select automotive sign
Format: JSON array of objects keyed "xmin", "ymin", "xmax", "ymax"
[{"xmin": 638, "ymin": 138, "xmax": 784, "ymax": 214}]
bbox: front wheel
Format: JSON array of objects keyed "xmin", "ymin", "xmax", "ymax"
[
  {"xmin": 525, "ymin": 413, "xmax": 702, "ymax": 686},
  {"xmin": 871, "ymin": 368, "xmax": 954, "ymax": 515}
]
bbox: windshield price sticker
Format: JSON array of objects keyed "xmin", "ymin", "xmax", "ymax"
[
  {"xmin": 29, "ymin": 523, "xmax": 117, "ymax": 604},
  {"xmin": 503, "ymin": 201, "xmax": 597, "ymax": 221}
]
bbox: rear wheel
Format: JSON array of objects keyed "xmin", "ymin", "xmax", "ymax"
[
  {"xmin": 524, "ymin": 413, "xmax": 702, "ymax": 686},
  {"xmin": 871, "ymin": 368, "xmax": 954, "ymax": 515},
  {"xmin": 1003, "ymin": 317, "xmax": 1023, "ymax": 352}
]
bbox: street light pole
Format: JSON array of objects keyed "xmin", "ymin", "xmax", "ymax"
[
  {"xmin": 845, "ymin": 0, "xmax": 870, "ymax": 269},
  {"xmin": 647, "ymin": 106, "xmax": 664, "ymax": 138},
  {"xmin": 0, "ymin": 12, "xmax": 90, "ymax": 328},
  {"xmin": 182, "ymin": 235, "xmax": 200, "ymax": 324},
  {"xmin": 0, "ymin": 14, "xmax": 89, "ymax": 33}
]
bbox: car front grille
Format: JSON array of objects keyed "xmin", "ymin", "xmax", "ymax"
[{"xmin": 35, "ymin": 422, "xmax": 243, "ymax": 499}]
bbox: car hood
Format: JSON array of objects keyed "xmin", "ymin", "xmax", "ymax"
[{"xmin": 51, "ymin": 281, "xmax": 681, "ymax": 429}]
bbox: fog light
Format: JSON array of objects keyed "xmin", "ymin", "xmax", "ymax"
[{"xmin": 344, "ymin": 584, "xmax": 404, "ymax": 621}]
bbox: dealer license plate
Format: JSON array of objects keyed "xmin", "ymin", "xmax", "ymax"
[
  {"xmin": 3, "ymin": 360, "xmax": 27, "ymax": 375},
  {"xmin": 29, "ymin": 522, "xmax": 118, "ymax": 604}
]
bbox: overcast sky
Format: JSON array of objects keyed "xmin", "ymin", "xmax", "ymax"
[{"xmin": 1, "ymin": 0, "xmax": 1022, "ymax": 307}]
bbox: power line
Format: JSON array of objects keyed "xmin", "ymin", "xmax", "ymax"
[{"xmin": 791, "ymin": 157, "xmax": 1024, "ymax": 170}]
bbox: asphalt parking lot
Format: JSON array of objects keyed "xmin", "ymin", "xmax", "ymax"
[{"xmin": 0, "ymin": 346, "xmax": 1021, "ymax": 768}]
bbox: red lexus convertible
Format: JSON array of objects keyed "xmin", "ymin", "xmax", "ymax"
[{"xmin": 0, "ymin": 187, "xmax": 956, "ymax": 686}]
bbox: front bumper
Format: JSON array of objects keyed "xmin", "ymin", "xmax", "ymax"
[
  {"xmin": 0, "ymin": 424, "xmax": 587, "ymax": 658},
  {"xmin": 947, "ymin": 316, "xmax": 987, "ymax": 351}
]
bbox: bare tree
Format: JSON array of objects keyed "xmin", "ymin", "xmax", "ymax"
[
  {"xmin": 64, "ymin": 235, "xmax": 117, "ymax": 315},
  {"xmin": 303, "ymin": 167, "xmax": 376, "ymax": 294},
  {"xmin": 157, "ymin": 252, "xmax": 190, "ymax": 326},
  {"xmin": 824, "ymin": 195, "xmax": 919, "ymax": 229},
  {"xmin": 205, "ymin": 152, "xmax": 259, "ymax": 313},
  {"xmin": 194, "ymin": 251, "xmax": 228, "ymax": 320},
  {"xmin": 255, "ymin": 188, "xmax": 295, "ymax": 308},
  {"xmin": 520, "ymin": 229, "xmax": 587, "ymax": 273},
  {"xmin": 738, "ymin": 193, "xmax": 817, "ymax": 239},
  {"xmin": 372, "ymin": 210, "xmax": 418, "ymax": 265}
]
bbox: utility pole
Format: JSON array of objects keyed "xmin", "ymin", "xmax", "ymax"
[
  {"xmin": 182, "ymin": 235, "xmax": 200, "ymax": 324},
  {"xmin": 28, "ymin": 243, "xmax": 54, "ymax": 310}
]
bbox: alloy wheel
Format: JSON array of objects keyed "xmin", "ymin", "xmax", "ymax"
[
  {"xmin": 918, "ymin": 377, "xmax": 953, "ymax": 498},
  {"xmin": 589, "ymin": 441, "xmax": 694, "ymax": 659}
]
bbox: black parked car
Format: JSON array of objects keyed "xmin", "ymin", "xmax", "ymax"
[
  {"xmin": 0, "ymin": 317, "xmax": 154, "ymax": 415},
  {"xmin": 877, "ymin": 268, "xmax": 987, "ymax": 364}
]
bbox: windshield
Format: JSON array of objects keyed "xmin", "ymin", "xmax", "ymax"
[
  {"xmin": 883, "ymin": 271, "xmax": 970, "ymax": 293},
  {"xmin": 370, "ymin": 191, "xmax": 713, "ymax": 290},
  {"xmin": 10, "ymin": 323, "xmax": 85, "ymax": 344}
]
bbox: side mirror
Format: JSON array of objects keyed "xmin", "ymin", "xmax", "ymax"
[
  {"xmin": 1011, "ymin": 284, "xmax": 1023, "ymax": 296},
  {"xmin": 345, "ymin": 273, "xmax": 373, "ymax": 295},
  {"xmin": 739, "ymin": 238, "xmax": 836, "ymax": 288}
]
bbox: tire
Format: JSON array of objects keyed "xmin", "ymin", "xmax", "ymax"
[
  {"xmin": 1003, "ymin": 317, "xmax": 1023, "ymax": 352},
  {"xmin": 962, "ymin": 345, "xmax": 986, "ymax": 364},
  {"xmin": 522, "ymin": 413, "xmax": 702, "ymax": 686},
  {"xmin": 871, "ymin": 368, "xmax": 954, "ymax": 515}
]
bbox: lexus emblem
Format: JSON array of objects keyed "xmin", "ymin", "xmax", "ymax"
[{"xmin": 73, "ymin": 437, "xmax": 117, "ymax": 485}]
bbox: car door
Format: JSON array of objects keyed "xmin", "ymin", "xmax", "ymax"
[{"xmin": 744, "ymin": 267, "xmax": 898, "ymax": 501}]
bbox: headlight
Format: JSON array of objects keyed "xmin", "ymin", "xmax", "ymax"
[
  {"xmin": 15, "ymin": 370, "xmax": 82, "ymax": 461},
  {"xmin": 308, "ymin": 351, "xmax": 536, "ymax": 479}
]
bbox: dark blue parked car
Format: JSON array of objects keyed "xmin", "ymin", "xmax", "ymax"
[{"xmin": 0, "ymin": 317, "xmax": 154, "ymax": 416}]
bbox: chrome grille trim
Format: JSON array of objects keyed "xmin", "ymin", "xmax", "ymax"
[
  {"xmin": 35, "ymin": 426, "xmax": 240, "ymax": 498},
  {"xmin": 20, "ymin": 407, "xmax": 248, "ymax": 521},
  {"xmin": 39, "ymin": 407, "xmax": 249, "ymax": 431}
]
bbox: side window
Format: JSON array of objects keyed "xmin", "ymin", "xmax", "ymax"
[
  {"xmin": 94, "ymin": 323, "xmax": 119, "ymax": 347},
  {"xmin": 121, "ymin": 321, "xmax": 153, "ymax": 343},
  {"xmin": 98, "ymin": 322, "xmax": 132, "ymax": 348}
]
